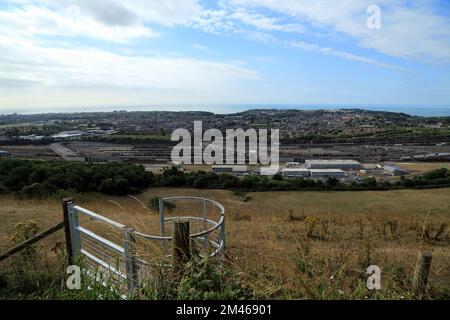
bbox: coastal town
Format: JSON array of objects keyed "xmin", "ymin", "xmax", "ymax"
[{"xmin": 1, "ymin": 109, "xmax": 449, "ymax": 182}]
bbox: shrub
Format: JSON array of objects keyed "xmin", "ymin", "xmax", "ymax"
[
  {"xmin": 0, "ymin": 159, "xmax": 153, "ymax": 197},
  {"xmin": 139, "ymin": 257, "xmax": 252, "ymax": 300}
]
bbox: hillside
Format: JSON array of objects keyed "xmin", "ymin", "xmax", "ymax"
[
  {"xmin": 1, "ymin": 187, "xmax": 449, "ymax": 299},
  {"xmin": 2, "ymin": 109, "xmax": 450, "ymax": 143}
]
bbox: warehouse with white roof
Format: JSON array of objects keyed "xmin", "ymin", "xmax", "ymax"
[
  {"xmin": 310, "ymin": 169, "xmax": 346, "ymax": 178},
  {"xmin": 282, "ymin": 168, "xmax": 311, "ymax": 178}
]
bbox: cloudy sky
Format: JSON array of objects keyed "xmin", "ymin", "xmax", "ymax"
[{"xmin": 0, "ymin": 0, "xmax": 450, "ymax": 113}]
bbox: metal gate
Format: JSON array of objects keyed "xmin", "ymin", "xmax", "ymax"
[{"xmin": 65, "ymin": 196, "xmax": 225, "ymax": 296}]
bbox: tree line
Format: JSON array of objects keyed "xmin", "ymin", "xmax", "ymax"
[
  {"xmin": 0, "ymin": 159, "xmax": 153, "ymax": 197},
  {"xmin": 155, "ymin": 166, "xmax": 450, "ymax": 192},
  {"xmin": 1, "ymin": 158, "xmax": 450, "ymax": 198}
]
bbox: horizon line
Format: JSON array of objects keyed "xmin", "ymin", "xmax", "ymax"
[{"xmin": 2, "ymin": 104, "xmax": 450, "ymax": 117}]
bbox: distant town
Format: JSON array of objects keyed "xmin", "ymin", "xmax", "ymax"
[{"xmin": 1, "ymin": 108, "xmax": 449, "ymax": 182}]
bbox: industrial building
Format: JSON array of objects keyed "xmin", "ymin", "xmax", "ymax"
[
  {"xmin": 257, "ymin": 167, "xmax": 280, "ymax": 176},
  {"xmin": 305, "ymin": 159, "xmax": 361, "ymax": 170},
  {"xmin": 51, "ymin": 130, "xmax": 87, "ymax": 140},
  {"xmin": 282, "ymin": 167, "xmax": 347, "ymax": 179},
  {"xmin": 282, "ymin": 168, "xmax": 310, "ymax": 178},
  {"xmin": 19, "ymin": 134, "xmax": 45, "ymax": 141},
  {"xmin": 212, "ymin": 165, "xmax": 248, "ymax": 175},
  {"xmin": 0, "ymin": 150, "xmax": 11, "ymax": 158},
  {"xmin": 50, "ymin": 143, "xmax": 86, "ymax": 162},
  {"xmin": 285, "ymin": 162, "xmax": 300, "ymax": 168},
  {"xmin": 310, "ymin": 169, "xmax": 346, "ymax": 179},
  {"xmin": 383, "ymin": 165, "xmax": 408, "ymax": 176}
]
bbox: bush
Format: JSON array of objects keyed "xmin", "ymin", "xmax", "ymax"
[
  {"xmin": 0, "ymin": 159, "xmax": 154, "ymax": 197},
  {"xmin": 141, "ymin": 258, "xmax": 251, "ymax": 300},
  {"xmin": 21, "ymin": 182, "xmax": 55, "ymax": 198},
  {"xmin": 2, "ymin": 158, "xmax": 449, "ymax": 197}
]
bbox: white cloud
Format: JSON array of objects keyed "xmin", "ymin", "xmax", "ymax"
[
  {"xmin": 187, "ymin": 4, "xmax": 305, "ymax": 41},
  {"xmin": 120, "ymin": 0, "xmax": 202, "ymax": 26},
  {"xmin": 288, "ymin": 40, "xmax": 407, "ymax": 71},
  {"xmin": 193, "ymin": 43, "xmax": 208, "ymax": 50},
  {"xmin": 228, "ymin": 0, "xmax": 450, "ymax": 63},
  {"xmin": 243, "ymin": 30, "xmax": 278, "ymax": 44},
  {"xmin": 0, "ymin": 0, "xmax": 265, "ymax": 110},
  {"xmin": 229, "ymin": 10, "xmax": 303, "ymax": 34},
  {"xmin": 0, "ymin": 35, "xmax": 259, "ymax": 89},
  {"xmin": 0, "ymin": 0, "xmax": 203, "ymax": 43},
  {"xmin": 0, "ymin": 5, "xmax": 154, "ymax": 43},
  {"xmin": 5, "ymin": 0, "xmax": 450, "ymax": 63}
]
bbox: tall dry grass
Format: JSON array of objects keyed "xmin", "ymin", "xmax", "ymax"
[{"xmin": 1, "ymin": 187, "xmax": 449, "ymax": 299}]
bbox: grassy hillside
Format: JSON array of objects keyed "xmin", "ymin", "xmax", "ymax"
[{"xmin": 0, "ymin": 188, "xmax": 449, "ymax": 299}]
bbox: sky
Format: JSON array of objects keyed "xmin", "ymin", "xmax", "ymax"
[{"xmin": 0, "ymin": 0, "xmax": 450, "ymax": 114}]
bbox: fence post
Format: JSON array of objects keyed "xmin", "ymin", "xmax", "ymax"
[
  {"xmin": 67, "ymin": 202, "xmax": 81, "ymax": 262},
  {"xmin": 412, "ymin": 251, "xmax": 432, "ymax": 299},
  {"xmin": 221, "ymin": 217, "xmax": 226, "ymax": 252},
  {"xmin": 202, "ymin": 199, "xmax": 208, "ymax": 250},
  {"xmin": 159, "ymin": 198, "xmax": 167, "ymax": 257},
  {"xmin": 172, "ymin": 220, "xmax": 191, "ymax": 270},
  {"xmin": 62, "ymin": 198, "xmax": 74, "ymax": 264},
  {"xmin": 123, "ymin": 227, "xmax": 139, "ymax": 297}
]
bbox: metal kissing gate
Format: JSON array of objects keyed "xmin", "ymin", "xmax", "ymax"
[{"xmin": 64, "ymin": 196, "xmax": 225, "ymax": 296}]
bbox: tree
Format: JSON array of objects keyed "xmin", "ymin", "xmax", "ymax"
[
  {"xmin": 326, "ymin": 177, "xmax": 339, "ymax": 188},
  {"xmin": 272, "ymin": 173, "xmax": 283, "ymax": 181}
]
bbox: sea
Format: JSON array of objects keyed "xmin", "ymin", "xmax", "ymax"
[
  {"xmin": 215, "ymin": 105, "xmax": 450, "ymax": 117},
  {"xmin": 4, "ymin": 105, "xmax": 450, "ymax": 117}
]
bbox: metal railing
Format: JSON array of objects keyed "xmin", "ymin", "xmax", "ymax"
[
  {"xmin": 65, "ymin": 196, "xmax": 226, "ymax": 296},
  {"xmin": 134, "ymin": 196, "xmax": 225, "ymax": 258}
]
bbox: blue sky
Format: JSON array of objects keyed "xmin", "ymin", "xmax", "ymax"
[{"xmin": 0, "ymin": 0, "xmax": 450, "ymax": 113}]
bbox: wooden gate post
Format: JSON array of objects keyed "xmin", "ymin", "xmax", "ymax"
[
  {"xmin": 62, "ymin": 198, "xmax": 74, "ymax": 265},
  {"xmin": 172, "ymin": 220, "xmax": 191, "ymax": 270},
  {"xmin": 412, "ymin": 251, "xmax": 432, "ymax": 299}
]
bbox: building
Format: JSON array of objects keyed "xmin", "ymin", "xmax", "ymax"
[
  {"xmin": 19, "ymin": 134, "xmax": 45, "ymax": 141},
  {"xmin": 282, "ymin": 168, "xmax": 310, "ymax": 178},
  {"xmin": 51, "ymin": 130, "xmax": 87, "ymax": 140},
  {"xmin": 257, "ymin": 167, "xmax": 280, "ymax": 176},
  {"xmin": 310, "ymin": 169, "xmax": 346, "ymax": 179},
  {"xmin": 0, "ymin": 150, "xmax": 11, "ymax": 158},
  {"xmin": 285, "ymin": 162, "xmax": 300, "ymax": 168},
  {"xmin": 383, "ymin": 165, "xmax": 408, "ymax": 176},
  {"xmin": 212, "ymin": 165, "xmax": 248, "ymax": 175},
  {"xmin": 50, "ymin": 143, "xmax": 86, "ymax": 162},
  {"xmin": 305, "ymin": 159, "xmax": 361, "ymax": 170},
  {"xmin": 279, "ymin": 157, "xmax": 296, "ymax": 163}
]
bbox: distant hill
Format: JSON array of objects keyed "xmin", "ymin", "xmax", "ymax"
[{"xmin": 1, "ymin": 108, "xmax": 450, "ymax": 143}]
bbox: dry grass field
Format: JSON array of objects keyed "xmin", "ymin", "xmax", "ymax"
[
  {"xmin": 395, "ymin": 162, "xmax": 450, "ymax": 176},
  {"xmin": 1, "ymin": 187, "xmax": 449, "ymax": 299}
]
